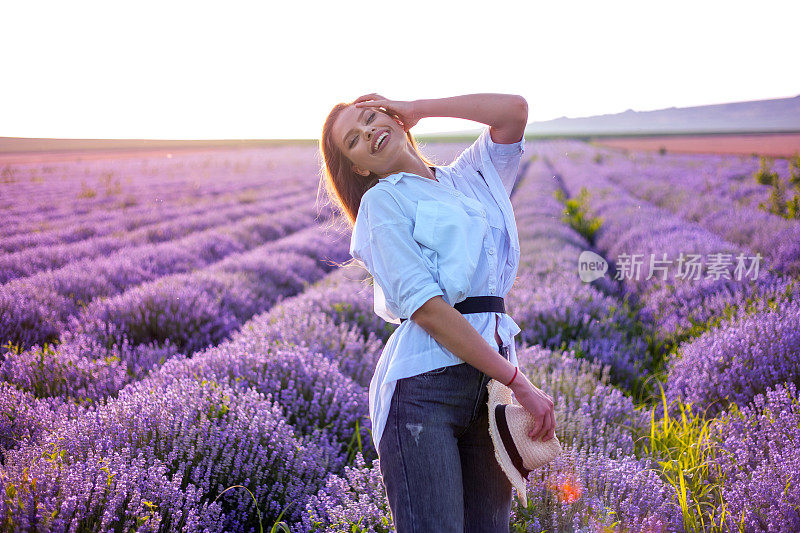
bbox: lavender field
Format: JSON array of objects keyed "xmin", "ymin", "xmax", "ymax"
[{"xmin": 1, "ymin": 140, "xmax": 798, "ymax": 532}]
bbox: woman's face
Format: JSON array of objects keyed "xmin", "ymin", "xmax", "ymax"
[{"xmin": 331, "ymin": 104, "xmax": 405, "ymax": 177}]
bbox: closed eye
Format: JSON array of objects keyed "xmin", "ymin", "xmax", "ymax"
[{"xmin": 349, "ymin": 112, "xmax": 377, "ymax": 149}]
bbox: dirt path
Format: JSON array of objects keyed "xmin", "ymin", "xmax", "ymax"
[{"xmin": 592, "ymin": 133, "xmax": 800, "ymax": 158}]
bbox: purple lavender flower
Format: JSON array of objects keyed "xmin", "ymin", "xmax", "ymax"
[{"xmin": 707, "ymin": 382, "xmax": 800, "ymax": 532}]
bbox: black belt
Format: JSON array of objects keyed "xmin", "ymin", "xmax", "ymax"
[{"xmin": 399, "ymin": 296, "xmax": 505, "ymax": 324}]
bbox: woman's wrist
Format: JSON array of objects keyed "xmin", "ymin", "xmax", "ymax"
[
  {"xmin": 496, "ymin": 360, "xmax": 521, "ymax": 388},
  {"xmin": 408, "ymin": 99, "xmax": 431, "ymax": 125},
  {"xmin": 410, "ymin": 98, "xmax": 440, "ymax": 121},
  {"xmin": 506, "ymin": 366, "xmax": 528, "ymax": 392},
  {"xmin": 505, "ymin": 366, "xmax": 518, "ymax": 387}
]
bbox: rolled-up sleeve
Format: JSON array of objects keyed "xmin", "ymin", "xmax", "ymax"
[
  {"xmin": 452, "ymin": 126, "xmax": 525, "ymax": 197},
  {"xmin": 350, "ymin": 188, "xmax": 444, "ymax": 322}
]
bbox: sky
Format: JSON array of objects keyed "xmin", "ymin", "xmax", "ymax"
[{"xmin": 1, "ymin": 0, "xmax": 798, "ymax": 140}]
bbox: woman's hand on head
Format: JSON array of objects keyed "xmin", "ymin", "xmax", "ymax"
[{"xmin": 353, "ymin": 94, "xmax": 420, "ymax": 132}]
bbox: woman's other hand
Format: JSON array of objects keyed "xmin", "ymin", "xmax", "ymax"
[
  {"xmin": 507, "ymin": 371, "xmax": 556, "ymax": 442},
  {"xmin": 353, "ymin": 93, "xmax": 420, "ymax": 132}
]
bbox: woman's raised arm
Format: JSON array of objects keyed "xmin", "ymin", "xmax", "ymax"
[
  {"xmin": 355, "ymin": 93, "xmax": 528, "ymax": 144},
  {"xmin": 414, "ymin": 93, "xmax": 528, "ymax": 144}
]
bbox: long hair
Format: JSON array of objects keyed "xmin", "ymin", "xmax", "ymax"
[{"xmin": 316, "ymin": 100, "xmax": 437, "ymax": 232}]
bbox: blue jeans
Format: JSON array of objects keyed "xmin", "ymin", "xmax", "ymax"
[{"xmin": 378, "ymin": 345, "xmax": 514, "ymax": 532}]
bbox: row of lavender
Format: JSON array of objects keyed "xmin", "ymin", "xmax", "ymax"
[
  {"xmin": 540, "ymin": 142, "xmax": 800, "ymax": 411},
  {"xmin": 0, "ymin": 145, "xmax": 318, "ymax": 234},
  {"xmin": 1, "ymin": 175, "xmax": 264, "ymax": 244},
  {"xmin": 1, "ymin": 157, "xmax": 675, "ymax": 531},
  {"xmin": 1, "ymin": 146, "xmax": 361, "ymax": 530},
  {"xmin": 0, "ymin": 179, "xmax": 305, "ymax": 255},
  {"xmin": 0, "ymin": 221, "xmax": 348, "ymax": 412},
  {"xmin": 596, "ymin": 146, "xmax": 794, "ymax": 213},
  {"xmin": 2, "ymin": 142, "xmax": 797, "ymax": 531},
  {"xmin": 0, "ymin": 191, "xmax": 340, "ymax": 352},
  {"xmin": 4, "ymin": 231, "xmax": 777, "ymax": 531},
  {"xmin": 0, "ymin": 187, "xmax": 311, "ymax": 282},
  {"xmin": 573, "ymin": 144, "xmax": 800, "ymax": 277},
  {"xmin": 537, "ymin": 142, "xmax": 800, "ymax": 530}
]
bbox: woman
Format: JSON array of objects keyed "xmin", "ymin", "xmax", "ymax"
[{"xmin": 319, "ymin": 93, "xmax": 556, "ymax": 532}]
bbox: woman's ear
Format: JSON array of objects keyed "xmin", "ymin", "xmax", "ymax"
[{"xmin": 352, "ymin": 164, "xmax": 370, "ymax": 177}]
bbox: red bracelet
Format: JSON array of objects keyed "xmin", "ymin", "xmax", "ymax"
[{"xmin": 505, "ymin": 367, "xmax": 518, "ymax": 387}]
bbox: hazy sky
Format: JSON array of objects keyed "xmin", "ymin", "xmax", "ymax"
[{"xmin": 2, "ymin": 0, "xmax": 797, "ymax": 140}]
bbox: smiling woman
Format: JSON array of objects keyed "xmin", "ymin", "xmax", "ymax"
[
  {"xmin": 344, "ymin": 109, "xmax": 393, "ymax": 153},
  {"xmin": 318, "ymin": 96, "xmax": 437, "ymax": 226},
  {"xmin": 317, "ymin": 93, "xmax": 556, "ymax": 532}
]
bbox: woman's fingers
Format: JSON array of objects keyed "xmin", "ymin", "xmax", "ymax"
[
  {"xmin": 536, "ymin": 408, "xmax": 553, "ymax": 442},
  {"xmin": 353, "ymin": 93, "xmax": 386, "ymax": 104},
  {"xmin": 546, "ymin": 409, "xmax": 556, "ymax": 441},
  {"xmin": 527, "ymin": 413, "xmax": 544, "ymax": 439},
  {"xmin": 354, "ymin": 99, "xmax": 389, "ymax": 109},
  {"xmin": 528, "ymin": 404, "xmax": 549, "ymax": 440},
  {"xmin": 353, "ymin": 93, "xmax": 377, "ymax": 103}
]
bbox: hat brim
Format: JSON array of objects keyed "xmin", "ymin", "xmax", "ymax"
[{"xmin": 487, "ymin": 379, "xmax": 530, "ymax": 508}]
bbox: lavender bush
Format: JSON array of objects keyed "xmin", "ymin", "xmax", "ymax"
[
  {"xmin": 706, "ymin": 382, "xmax": 800, "ymax": 532},
  {"xmin": 665, "ymin": 293, "xmax": 800, "ymax": 419}
]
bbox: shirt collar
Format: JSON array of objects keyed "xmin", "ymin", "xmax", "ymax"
[
  {"xmin": 380, "ymin": 168, "xmax": 439, "ymax": 185},
  {"xmin": 379, "ymin": 172, "xmax": 406, "ymax": 185}
]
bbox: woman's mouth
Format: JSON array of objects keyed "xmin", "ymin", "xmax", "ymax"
[{"xmin": 372, "ymin": 129, "xmax": 390, "ymax": 154}]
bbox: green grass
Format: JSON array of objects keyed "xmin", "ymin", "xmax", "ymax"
[{"xmin": 634, "ymin": 382, "xmax": 734, "ymax": 532}]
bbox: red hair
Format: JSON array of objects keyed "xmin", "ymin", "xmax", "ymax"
[{"xmin": 316, "ymin": 100, "xmax": 437, "ymax": 232}]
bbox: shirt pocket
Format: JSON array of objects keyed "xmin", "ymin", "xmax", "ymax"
[
  {"xmin": 469, "ymin": 195, "xmax": 504, "ymax": 231},
  {"xmin": 412, "ymin": 199, "xmax": 488, "ymax": 305}
]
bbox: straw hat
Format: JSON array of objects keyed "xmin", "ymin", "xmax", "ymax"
[{"xmin": 487, "ymin": 378, "xmax": 563, "ymax": 507}]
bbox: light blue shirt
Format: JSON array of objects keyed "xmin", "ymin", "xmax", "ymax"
[{"xmin": 349, "ymin": 126, "xmax": 526, "ymax": 452}]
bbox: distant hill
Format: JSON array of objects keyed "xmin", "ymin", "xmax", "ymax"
[
  {"xmin": 524, "ymin": 94, "xmax": 800, "ymax": 137},
  {"xmin": 421, "ymin": 94, "xmax": 800, "ymax": 140}
]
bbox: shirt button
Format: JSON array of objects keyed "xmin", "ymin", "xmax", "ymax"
[{"xmin": 488, "ymin": 247, "xmax": 495, "ymax": 255}]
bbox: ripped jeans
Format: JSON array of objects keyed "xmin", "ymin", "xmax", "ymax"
[{"xmin": 378, "ymin": 344, "xmax": 513, "ymax": 532}]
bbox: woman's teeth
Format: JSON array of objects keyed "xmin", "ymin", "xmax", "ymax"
[{"xmin": 373, "ymin": 130, "xmax": 389, "ymax": 153}]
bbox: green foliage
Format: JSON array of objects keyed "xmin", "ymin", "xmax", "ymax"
[
  {"xmin": 77, "ymin": 181, "xmax": 97, "ymax": 199},
  {"xmin": 101, "ymin": 171, "xmax": 122, "ymax": 196},
  {"xmin": 2, "ymin": 467, "xmax": 40, "ymax": 531},
  {"xmin": 1, "ymin": 166, "xmax": 17, "ymax": 183},
  {"xmin": 754, "ymin": 156, "xmax": 779, "ymax": 185},
  {"xmin": 638, "ymin": 383, "xmax": 727, "ymax": 532},
  {"xmin": 2, "ymin": 340, "xmax": 24, "ymax": 356},
  {"xmin": 659, "ymin": 146, "xmax": 667, "ymax": 156},
  {"xmin": 213, "ymin": 484, "xmax": 265, "ymax": 533},
  {"xmin": 553, "ymin": 186, "xmax": 604, "ymax": 242},
  {"xmin": 787, "ymin": 194, "xmax": 800, "ymax": 220},
  {"xmin": 755, "ymin": 154, "xmax": 800, "ymax": 220},
  {"xmin": 789, "ymin": 152, "xmax": 800, "ymax": 188},
  {"xmin": 199, "ymin": 378, "xmax": 231, "ymax": 420},
  {"xmin": 759, "ymin": 174, "xmax": 788, "ymax": 216}
]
